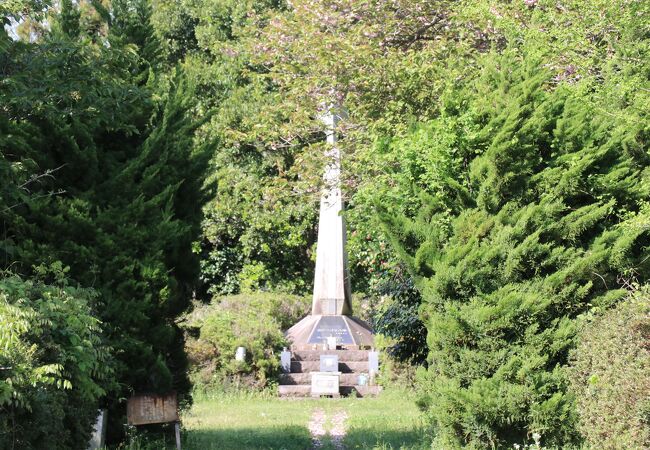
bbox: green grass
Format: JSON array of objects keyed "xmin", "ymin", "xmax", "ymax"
[{"xmin": 177, "ymin": 388, "xmax": 430, "ymax": 450}]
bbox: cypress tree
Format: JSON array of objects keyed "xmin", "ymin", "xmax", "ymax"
[
  {"xmin": 1, "ymin": 3, "xmax": 213, "ymax": 442},
  {"xmin": 379, "ymin": 51, "xmax": 650, "ymax": 448}
]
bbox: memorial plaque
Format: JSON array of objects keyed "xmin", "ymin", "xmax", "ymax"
[
  {"xmin": 127, "ymin": 393, "xmax": 179, "ymax": 426},
  {"xmin": 308, "ymin": 316, "xmax": 354, "ymax": 344},
  {"xmin": 311, "ymin": 372, "xmax": 341, "ymax": 396},
  {"xmin": 320, "ymin": 355, "xmax": 339, "ymax": 372}
]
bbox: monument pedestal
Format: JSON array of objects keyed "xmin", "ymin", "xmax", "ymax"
[
  {"xmin": 279, "ymin": 314, "xmax": 379, "ymax": 398},
  {"xmin": 278, "ymin": 349, "xmax": 382, "ymax": 398}
]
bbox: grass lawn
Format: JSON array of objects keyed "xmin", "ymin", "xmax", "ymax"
[{"xmin": 179, "ymin": 388, "xmax": 430, "ymax": 450}]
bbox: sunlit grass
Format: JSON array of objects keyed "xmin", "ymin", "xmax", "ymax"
[{"xmin": 179, "ymin": 388, "xmax": 430, "ymax": 450}]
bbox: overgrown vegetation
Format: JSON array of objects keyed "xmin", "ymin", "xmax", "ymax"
[
  {"xmin": 569, "ymin": 288, "xmax": 650, "ymax": 449},
  {"xmin": 0, "ymin": 270, "xmax": 111, "ymax": 450},
  {"xmin": 2, "ymin": 0, "xmax": 649, "ymax": 447},
  {"xmin": 183, "ymin": 293, "xmax": 309, "ymax": 390}
]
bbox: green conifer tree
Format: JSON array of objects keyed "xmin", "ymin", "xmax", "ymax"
[
  {"xmin": 379, "ymin": 51, "xmax": 650, "ymax": 448},
  {"xmin": 1, "ymin": 3, "xmax": 213, "ymax": 443}
]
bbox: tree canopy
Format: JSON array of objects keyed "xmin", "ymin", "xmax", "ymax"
[{"xmin": 1, "ymin": 0, "xmax": 648, "ymax": 447}]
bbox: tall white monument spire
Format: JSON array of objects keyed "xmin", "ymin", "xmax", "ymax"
[
  {"xmin": 284, "ymin": 104, "xmax": 373, "ymax": 350},
  {"xmin": 311, "ymin": 106, "xmax": 352, "ymax": 316}
]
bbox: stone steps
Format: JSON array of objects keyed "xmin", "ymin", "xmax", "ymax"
[
  {"xmin": 280, "ymin": 373, "xmax": 360, "ymax": 385},
  {"xmin": 290, "ymin": 360, "xmax": 368, "ymax": 373},
  {"xmin": 278, "ymin": 385, "xmax": 382, "ymax": 398},
  {"xmin": 278, "ymin": 348, "xmax": 380, "ymax": 398},
  {"xmin": 292, "ymin": 350, "xmax": 371, "ymax": 362}
]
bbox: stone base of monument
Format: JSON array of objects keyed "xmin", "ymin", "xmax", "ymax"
[
  {"xmin": 285, "ymin": 315, "xmax": 374, "ymax": 350},
  {"xmin": 279, "ymin": 314, "xmax": 379, "ymax": 398},
  {"xmin": 277, "ymin": 349, "xmax": 382, "ymax": 398},
  {"xmin": 279, "ymin": 384, "xmax": 382, "ymax": 397}
]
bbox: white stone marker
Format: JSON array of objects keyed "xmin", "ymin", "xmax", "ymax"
[
  {"xmin": 311, "ymin": 371, "xmax": 341, "ymax": 397},
  {"xmin": 87, "ymin": 409, "xmax": 107, "ymax": 450},
  {"xmin": 281, "ymin": 348, "xmax": 292, "ymax": 373}
]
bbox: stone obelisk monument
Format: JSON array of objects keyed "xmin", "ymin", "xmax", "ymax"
[{"xmin": 285, "ymin": 106, "xmax": 374, "ymax": 349}]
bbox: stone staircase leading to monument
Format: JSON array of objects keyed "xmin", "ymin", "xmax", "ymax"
[{"xmin": 278, "ymin": 349, "xmax": 381, "ymax": 398}]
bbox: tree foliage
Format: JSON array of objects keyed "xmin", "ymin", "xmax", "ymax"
[
  {"xmin": 0, "ymin": 270, "xmax": 111, "ymax": 450},
  {"xmin": 2, "ymin": 0, "xmax": 649, "ymax": 447},
  {"xmin": 1, "ymin": 1, "xmax": 212, "ymax": 444},
  {"xmin": 148, "ymin": 0, "xmax": 321, "ymax": 296},
  {"xmin": 569, "ymin": 288, "xmax": 650, "ymax": 449},
  {"xmin": 380, "ymin": 41, "xmax": 649, "ymax": 447}
]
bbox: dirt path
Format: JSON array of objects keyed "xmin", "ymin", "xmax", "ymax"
[
  {"xmin": 330, "ymin": 410, "xmax": 349, "ymax": 450},
  {"xmin": 308, "ymin": 409, "xmax": 327, "ymax": 448},
  {"xmin": 308, "ymin": 409, "xmax": 349, "ymax": 450}
]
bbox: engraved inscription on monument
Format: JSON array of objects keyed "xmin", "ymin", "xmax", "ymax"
[
  {"xmin": 308, "ymin": 316, "xmax": 354, "ymax": 344},
  {"xmin": 127, "ymin": 393, "xmax": 179, "ymax": 426},
  {"xmin": 311, "ymin": 372, "xmax": 341, "ymax": 396},
  {"xmin": 320, "ymin": 354, "xmax": 339, "ymax": 372}
]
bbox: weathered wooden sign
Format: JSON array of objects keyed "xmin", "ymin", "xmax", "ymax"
[{"xmin": 127, "ymin": 392, "xmax": 179, "ymax": 426}]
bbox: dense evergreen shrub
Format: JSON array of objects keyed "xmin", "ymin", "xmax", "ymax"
[
  {"xmin": 182, "ymin": 293, "xmax": 309, "ymax": 389},
  {"xmin": 373, "ymin": 275, "xmax": 427, "ymax": 365},
  {"xmin": 380, "ymin": 50, "xmax": 650, "ymax": 448},
  {"xmin": 0, "ymin": 271, "xmax": 111, "ymax": 450},
  {"xmin": 1, "ymin": 4, "xmax": 212, "ymax": 442},
  {"xmin": 569, "ymin": 288, "xmax": 650, "ymax": 449}
]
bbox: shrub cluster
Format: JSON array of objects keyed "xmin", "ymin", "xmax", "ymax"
[
  {"xmin": 1, "ymin": 4, "xmax": 211, "ymax": 442},
  {"xmin": 182, "ymin": 293, "xmax": 309, "ymax": 390},
  {"xmin": 380, "ymin": 47, "xmax": 650, "ymax": 447},
  {"xmin": 0, "ymin": 271, "xmax": 112, "ymax": 450},
  {"xmin": 569, "ymin": 289, "xmax": 650, "ymax": 449}
]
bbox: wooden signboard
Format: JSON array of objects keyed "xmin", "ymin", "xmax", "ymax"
[{"xmin": 127, "ymin": 392, "xmax": 179, "ymax": 426}]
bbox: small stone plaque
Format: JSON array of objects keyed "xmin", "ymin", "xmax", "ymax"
[
  {"xmin": 320, "ymin": 355, "xmax": 339, "ymax": 372},
  {"xmin": 311, "ymin": 372, "xmax": 340, "ymax": 396},
  {"xmin": 308, "ymin": 316, "xmax": 354, "ymax": 344},
  {"xmin": 127, "ymin": 393, "xmax": 179, "ymax": 426}
]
